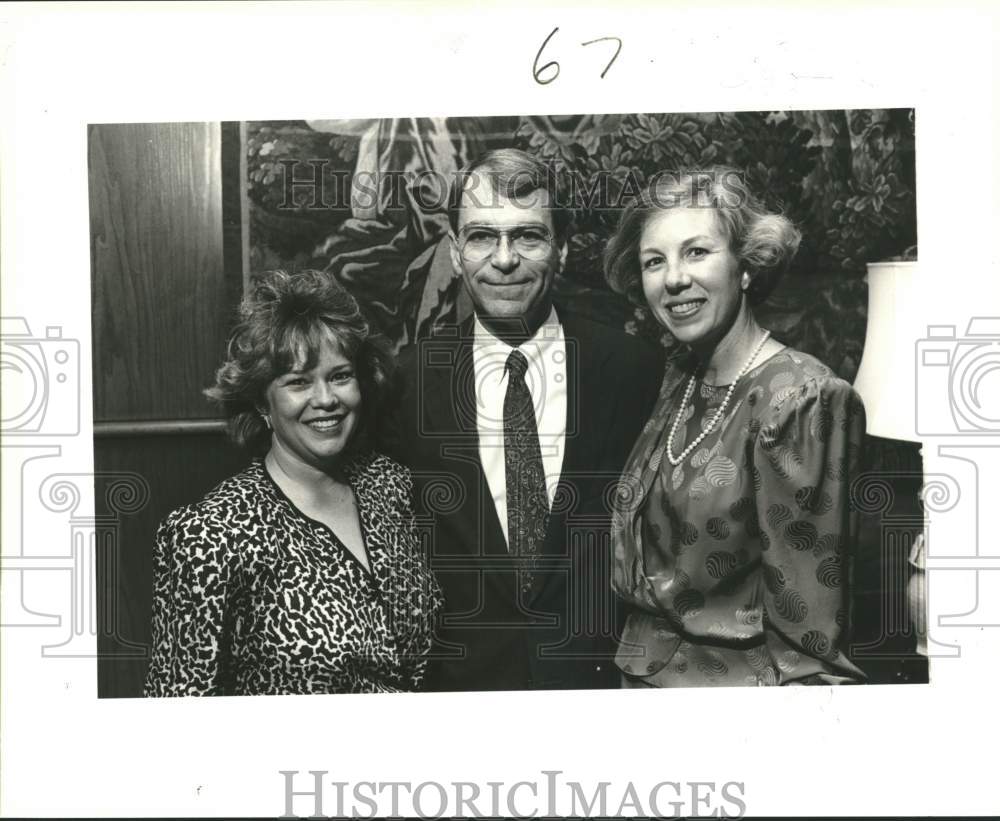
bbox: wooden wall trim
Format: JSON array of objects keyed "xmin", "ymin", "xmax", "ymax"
[
  {"xmin": 221, "ymin": 121, "xmax": 249, "ymax": 309},
  {"xmin": 94, "ymin": 419, "xmax": 227, "ymax": 438}
]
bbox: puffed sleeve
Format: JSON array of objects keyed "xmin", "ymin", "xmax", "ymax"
[
  {"xmin": 753, "ymin": 376, "xmax": 867, "ymax": 684},
  {"xmin": 144, "ymin": 507, "xmax": 235, "ymax": 697}
]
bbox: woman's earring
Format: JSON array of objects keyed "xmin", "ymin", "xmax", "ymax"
[
  {"xmin": 741, "ymin": 272, "xmax": 751, "ymax": 291},
  {"xmin": 260, "ymin": 410, "xmax": 272, "ymax": 430}
]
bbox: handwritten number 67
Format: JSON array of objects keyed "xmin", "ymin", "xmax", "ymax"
[{"xmin": 533, "ymin": 27, "xmax": 622, "ymax": 85}]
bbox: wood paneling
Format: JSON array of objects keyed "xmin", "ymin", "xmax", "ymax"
[
  {"xmin": 90, "ymin": 121, "xmax": 247, "ymax": 697},
  {"xmin": 220, "ymin": 121, "xmax": 251, "ymax": 304},
  {"xmin": 89, "ymin": 122, "xmax": 229, "ymax": 421},
  {"xmin": 95, "ymin": 433, "xmax": 250, "ymax": 698}
]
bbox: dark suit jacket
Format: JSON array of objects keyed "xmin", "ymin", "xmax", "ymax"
[{"xmin": 391, "ymin": 309, "xmax": 663, "ymax": 691}]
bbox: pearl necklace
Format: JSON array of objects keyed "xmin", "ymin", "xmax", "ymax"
[{"xmin": 665, "ymin": 331, "xmax": 771, "ymax": 467}]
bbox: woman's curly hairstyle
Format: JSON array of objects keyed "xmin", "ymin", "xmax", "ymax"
[
  {"xmin": 204, "ymin": 269, "xmax": 395, "ymax": 456},
  {"xmin": 604, "ymin": 166, "xmax": 801, "ymax": 307}
]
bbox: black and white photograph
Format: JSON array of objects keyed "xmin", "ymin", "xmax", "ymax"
[
  {"xmin": 3, "ymin": 2, "xmax": 999, "ymax": 819},
  {"xmin": 90, "ymin": 110, "xmax": 926, "ymax": 699}
]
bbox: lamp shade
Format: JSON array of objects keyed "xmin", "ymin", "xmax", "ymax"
[{"xmin": 853, "ymin": 261, "xmax": 920, "ymax": 441}]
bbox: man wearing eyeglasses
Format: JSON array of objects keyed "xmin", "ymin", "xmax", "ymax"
[{"xmin": 394, "ymin": 148, "xmax": 663, "ymax": 691}]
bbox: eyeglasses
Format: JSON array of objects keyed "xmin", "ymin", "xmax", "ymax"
[{"xmin": 457, "ymin": 225, "xmax": 555, "ymax": 262}]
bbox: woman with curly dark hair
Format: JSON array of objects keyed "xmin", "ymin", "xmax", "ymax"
[
  {"xmin": 605, "ymin": 168, "xmax": 866, "ymax": 688},
  {"xmin": 145, "ymin": 269, "xmax": 441, "ymax": 696}
]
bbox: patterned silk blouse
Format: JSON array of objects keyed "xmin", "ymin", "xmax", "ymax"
[
  {"xmin": 144, "ymin": 453, "xmax": 442, "ymax": 696},
  {"xmin": 612, "ymin": 348, "xmax": 867, "ymax": 686}
]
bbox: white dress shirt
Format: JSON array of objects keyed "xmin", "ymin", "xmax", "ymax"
[{"xmin": 472, "ymin": 307, "xmax": 567, "ymax": 547}]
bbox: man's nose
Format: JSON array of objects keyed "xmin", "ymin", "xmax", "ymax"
[{"xmin": 490, "ymin": 234, "xmax": 519, "ymax": 273}]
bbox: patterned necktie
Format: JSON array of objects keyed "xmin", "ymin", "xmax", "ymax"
[{"xmin": 503, "ymin": 349, "xmax": 549, "ymax": 597}]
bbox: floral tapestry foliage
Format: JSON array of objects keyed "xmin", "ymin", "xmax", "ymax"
[
  {"xmin": 246, "ymin": 110, "xmax": 915, "ymax": 381},
  {"xmin": 510, "ymin": 109, "xmax": 915, "ymax": 379},
  {"xmin": 246, "ymin": 121, "xmax": 357, "ymax": 270},
  {"xmin": 825, "ymin": 109, "xmax": 917, "ymax": 272}
]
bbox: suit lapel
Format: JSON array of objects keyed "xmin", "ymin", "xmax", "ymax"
[
  {"xmin": 556, "ymin": 313, "xmax": 616, "ymax": 487},
  {"xmin": 529, "ymin": 313, "xmax": 616, "ymax": 603},
  {"xmin": 419, "ymin": 321, "xmax": 475, "ymax": 437},
  {"xmin": 421, "ymin": 313, "xmax": 621, "ymax": 602},
  {"xmin": 420, "ymin": 320, "xmax": 509, "ymax": 559}
]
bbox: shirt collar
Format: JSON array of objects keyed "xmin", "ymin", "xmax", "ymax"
[{"xmin": 472, "ymin": 306, "xmax": 562, "ymax": 371}]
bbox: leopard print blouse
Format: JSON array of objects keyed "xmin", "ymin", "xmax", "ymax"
[{"xmin": 144, "ymin": 452, "xmax": 442, "ymax": 696}]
